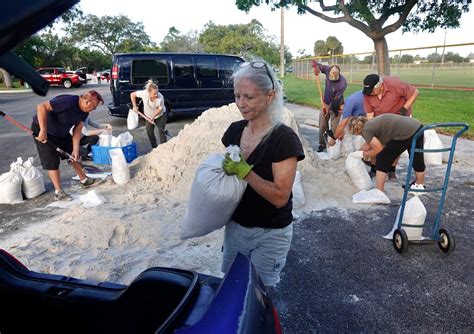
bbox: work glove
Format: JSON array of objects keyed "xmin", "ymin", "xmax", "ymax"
[
  {"xmin": 324, "ymin": 129, "xmax": 336, "ymax": 141},
  {"xmin": 349, "ymin": 151, "xmax": 364, "ymax": 159},
  {"xmin": 222, "ymin": 153, "xmax": 253, "ymax": 179},
  {"xmin": 399, "ymin": 107, "xmax": 408, "ymax": 116}
]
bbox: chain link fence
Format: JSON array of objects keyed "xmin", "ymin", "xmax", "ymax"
[{"xmin": 293, "ymin": 42, "xmax": 474, "ymax": 89}]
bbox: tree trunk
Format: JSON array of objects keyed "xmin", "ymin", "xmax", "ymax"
[
  {"xmin": 0, "ymin": 68, "xmax": 14, "ymax": 88},
  {"xmin": 372, "ymin": 38, "xmax": 391, "ymax": 76}
]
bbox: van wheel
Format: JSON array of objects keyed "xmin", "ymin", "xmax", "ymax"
[{"xmin": 63, "ymin": 79, "xmax": 72, "ymax": 89}]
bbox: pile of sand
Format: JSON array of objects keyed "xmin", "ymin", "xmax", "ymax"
[{"xmin": 1, "ymin": 104, "xmax": 367, "ymax": 284}]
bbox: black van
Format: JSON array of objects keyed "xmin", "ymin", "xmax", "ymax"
[{"xmin": 108, "ymin": 52, "xmax": 245, "ymax": 118}]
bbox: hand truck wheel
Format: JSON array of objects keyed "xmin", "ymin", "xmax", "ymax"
[
  {"xmin": 393, "ymin": 229, "xmax": 408, "ymax": 254},
  {"xmin": 438, "ymin": 228, "xmax": 455, "ymax": 254}
]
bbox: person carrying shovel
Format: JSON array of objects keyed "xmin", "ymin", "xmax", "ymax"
[
  {"xmin": 130, "ymin": 80, "xmax": 167, "ymax": 149},
  {"xmin": 31, "ymin": 90, "xmax": 104, "ymax": 201},
  {"xmin": 311, "ymin": 60, "xmax": 347, "ymax": 152}
]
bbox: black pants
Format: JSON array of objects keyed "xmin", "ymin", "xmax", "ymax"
[
  {"xmin": 375, "ymin": 126, "xmax": 425, "ymax": 173},
  {"xmin": 80, "ymin": 135, "xmax": 99, "ymax": 156},
  {"xmin": 145, "ymin": 115, "xmax": 168, "ymax": 148}
]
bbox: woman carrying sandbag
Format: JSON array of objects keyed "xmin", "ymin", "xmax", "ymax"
[
  {"xmin": 348, "ymin": 114, "xmax": 426, "ymax": 193},
  {"xmin": 220, "ymin": 61, "xmax": 305, "ymax": 288}
]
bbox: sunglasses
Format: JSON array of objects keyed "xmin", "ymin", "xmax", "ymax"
[{"xmin": 240, "ymin": 61, "xmax": 275, "ymax": 91}]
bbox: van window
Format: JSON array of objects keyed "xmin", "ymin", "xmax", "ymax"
[
  {"xmin": 131, "ymin": 59, "xmax": 169, "ymax": 85},
  {"xmin": 173, "ymin": 56, "xmax": 194, "ymax": 79},
  {"xmin": 196, "ymin": 57, "xmax": 218, "ymax": 78},
  {"xmin": 219, "ymin": 58, "xmax": 243, "ymax": 80}
]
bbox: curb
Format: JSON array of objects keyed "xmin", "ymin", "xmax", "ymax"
[{"xmin": 0, "ymin": 89, "xmax": 33, "ymax": 94}]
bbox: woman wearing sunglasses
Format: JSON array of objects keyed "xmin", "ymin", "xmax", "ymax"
[{"xmin": 220, "ymin": 61, "xmax": 305, "ymax": 287}]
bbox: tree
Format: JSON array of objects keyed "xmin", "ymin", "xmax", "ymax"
[
  {"xmin": 401, "ymin": 54, "xmax": 414, "ymax": 63},
  {"xmin": 313, "ymin": 40, "xmax": 327, "ymax": 56},
  {"xmin": 199, "ymin": 20, "xmax": 292, "ymax": 64},
  {"xmin": 160, "ymin": 27, "xmax": 203, "ymax": 52},
  {"xmin": 69, "ymin": 15, "xmax": 155, "ymax": 55},
  {"xmin": 235, "ymin": 0, "xmax": 470, "ymax": 75},
  {"xmin": 325, "ymin": 36, "xmax": 343, "ymax": 62}
]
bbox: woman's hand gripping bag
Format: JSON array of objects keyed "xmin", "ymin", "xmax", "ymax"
[{"xmin": 181, "ymin": 153, "xmax": 247, "ymax": 239}]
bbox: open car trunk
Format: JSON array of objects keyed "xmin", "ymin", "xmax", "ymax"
[{"xmin": 0, "ymin": 249, "xmax": 200, "ymax": 333}]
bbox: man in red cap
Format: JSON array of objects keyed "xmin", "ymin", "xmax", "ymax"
[{"xmin": 362, "ymin": 74, "xmax": 419, "ymax": 180}]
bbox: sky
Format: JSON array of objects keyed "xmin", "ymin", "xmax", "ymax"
[{"xmin": 79, "ymin": 0, "xmax": 474, "ymax": 58}]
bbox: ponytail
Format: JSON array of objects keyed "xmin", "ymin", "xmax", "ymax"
[{"xmin": 144, "ymin": 79, "xmax": 158, "ymax": 93}]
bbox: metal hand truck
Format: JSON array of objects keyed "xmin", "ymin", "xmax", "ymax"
[{"xmin": 392, "ymin": 122, "xmax": 469, "ymax": 254}]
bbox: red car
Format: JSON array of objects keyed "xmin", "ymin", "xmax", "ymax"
[{"xmin": 36, "ymin": 67, "xmax": 83, "ymax": 88}]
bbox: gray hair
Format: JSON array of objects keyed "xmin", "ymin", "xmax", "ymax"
[{"xmin": 231, "ymin": 61, "xmax": 284, "ymax": 127}]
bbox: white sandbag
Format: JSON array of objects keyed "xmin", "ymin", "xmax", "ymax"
[
  {"xmin": 110, "ymin": 148, "xmax": 130, "ymax": 185},
  {"xmin": 327, "ymin": 139, "xmax": 341, "ymax": 160},
  {"xmin": 110, "ymin": 136, "xmax": 121, "ymax": 147},
  {"xmin": 127, "ymin": 109, "xmax": 139, "ymax": 130},
  {"xmin": 423, "ymin": 129, "xmax": 443, "ymax": 166},
  {"xmin": 181, "ymin": 153, "xmax": 247, "ymax": 240},
  {"xmin": 0, "ymin": 171, "xmax": 23, "ymax": 204},
  {"xmin": 383, "ymin": 196, "xmax": 426, "ymax": 240},
  {"xmin": 353, "ymin": 135, "xmax": 365, "ymax": 151},
  {"xmin": 292, "ymin": 171, "xmax": 305, "ymax": 208},
  {"xmin": 352, "ymin": 188, "xmax": 390, "ymax": 204},
  {"xmin": 21, "ymin": 157, "xmax": 45, "ymax": 199},
  {"xmin": 98, "ymin": 134, "xmax": 112, "ymax": 146},
  {"xmin": 345, "ymin": 156, "xmax": 373, "ymax": 191},
  {"xmin": 117, "ymin": 131, "xmax": 134, "ymax": 146},
  {"xmin": 341, "ymin": 134, "xmax": 355, "ymax": 156}
]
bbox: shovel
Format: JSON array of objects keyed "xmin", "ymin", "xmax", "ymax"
[{"xmin": 0, "ymin": 110, "xmax": 77, "ymax": 162}]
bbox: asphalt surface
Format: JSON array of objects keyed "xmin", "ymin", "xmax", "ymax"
[{"xmin": 0, "ymin": 89, "xmax": 473, "ymax": 333}]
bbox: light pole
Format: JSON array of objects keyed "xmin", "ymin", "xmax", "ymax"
[{"xmin": 280, "ymin": 6, "xmax": 285, "ymax": 78}]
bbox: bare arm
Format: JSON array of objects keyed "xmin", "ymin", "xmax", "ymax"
[
  {"xmin": 363, "ymin": 137, "xmax": 383, "ymax": 159},
  {"xmin": 130, "ymin": 92, "xmax": 139, "ymax": 111},
  {"xmin": 71, "ymin": 122, "xmax": 84, "ymax": 160},
  {"xmin": 404, "ymin": 88, "xmax": 419, "ymax": 109},
  {"xmin": 244, "ymin": 157, "xmax": 298, "ymax": 209},
  {"xmin": 35, "ymin": 101, "xmax": 53, "ymax": 142},
  {"xmin": 334, "ymin": 117, "xmax": 349, "ymax": 140}
]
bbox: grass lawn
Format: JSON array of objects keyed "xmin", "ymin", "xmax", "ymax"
[
  {"xmin": 0, "ymin": 79, "xmax": 29, "ymax": 90},
  {"xmin": 282, "ymin": 75, "xmax": 474, "ymax": 138}
]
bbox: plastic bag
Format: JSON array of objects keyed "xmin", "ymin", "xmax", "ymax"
[
  {"xmin": 117, "ymin": 131, "xmax": 134, "ymax": 146},
  {"xmin": 292, "ymin": 171, "xmax": 305, "ymax": 208},
  {"xmin": 341, "ymin": 134, "xmax": 355, "ymax": 156},
  {"xmin": 352, "ymin": 188, "xmax": 390, "ymax": 204},
  {"xmin": 98, "ymin": 134, "xmax": 112, "ymax": 146},
  {"xmin": 352, "ymin": 135, "xmax": 365, "ymax": 151},
  {"xmin": 0, "ymin": 169, "xmax": 23, "ymax": 204},
  {"xmin": 327, "ymin": 139, "xmax": 341, "ymax": 160},
  {"xmin": 383, "ymin": 196, "xmax": 426, "ymax": 240},
  {"xmin": 127, "ymin": 109, "xmax": 139, "ymax": 130},
  {"xmin": 181, "ymin": 153, "xmax": 247, "ymax": 239},
  {"xmin": 345, "ymin": 155, "xmax": 373, "ymax": 191},
  {"xmin": 21, "ymin": 157, "xmax": 45, "ymax": 199},
  {"xmin": 423, "ymin": 129, "xmax": 443, "ymax": 166},
  {"xmin": 110, "ymin": 148, "xmax": 130, "ymax": 184}
]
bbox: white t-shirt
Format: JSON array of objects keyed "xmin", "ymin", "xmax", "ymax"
[{"xmin": 135, "ymin": 89, "xmax": 166, "ymax": 119}]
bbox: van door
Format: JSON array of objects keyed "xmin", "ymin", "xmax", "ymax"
[
  {"xmin": 218, "ymin": 56, "xmax": 244, "ymax": 105},
  {"xmin": 194, "ymin": 55, "xmax": 222, "ymax": 109},
  {"xmin": 171, "ymin": 55, "xmax": 197, "ymax": 112}
]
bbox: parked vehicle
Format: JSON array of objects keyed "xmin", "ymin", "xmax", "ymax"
[
  {"xmin": 0, "ymin": 249, "xmax": 281, "ymax": 334},
  {"xmin": 37, "ymin": 67, "xmax": 83, "ymax": 88},
  {"xmin": 101, "ymin": 69, "xmax": 110, "ymax": 81},
  {"xmin": 66, "ymin": 67, "xmax": 88, "ymax": 85},
  {"xmin": 108, "ymin": 52, "xmax": 245, "ymax": 118}
]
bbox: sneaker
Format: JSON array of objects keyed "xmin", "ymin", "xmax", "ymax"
[
  {"xmin": 80, "ymin": 177, "xmax": 96, "ymax": 189},
  {"xmin": 317, "ymin": 145, "xmax": 326, "ymax": 153},
  {"xmin": 403, "ymin": 181, "xmax": 426, "ymax": 192},
  {"xmin": 54, "ymin": 190, "xmax": 73, "ymax": 201},
  {"xmin": 388, "ymin": 171, "xmax": 397, "ymax": 180}
]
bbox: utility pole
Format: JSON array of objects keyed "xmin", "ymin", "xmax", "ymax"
[
  {"xmin": 280, "ymin": 6, "xmax": 285, "ymax": 78},
  {"xmin": 441, "ymin": 29, "xmax": 447, "ymax": 65}
]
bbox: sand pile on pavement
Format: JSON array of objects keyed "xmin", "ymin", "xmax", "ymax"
[{"xmin": 1, "ymin": 104, "xmax": 361, "ymax": 284}]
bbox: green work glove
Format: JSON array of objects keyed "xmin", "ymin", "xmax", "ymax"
[{"xmin": 222, "ymin": 153, "xmax": 253, "ymax": 179}]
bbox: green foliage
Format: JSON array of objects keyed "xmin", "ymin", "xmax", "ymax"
[
  {"xmin": 69, "ymin": 14, "xmax": 155, "ymax": 55},
  {"xmin": 281, "ymin": 75, "xmax": 474, "ymax": 137},
  {"xmin": 313, "ymin": 40, "xmax": 327, "ymax": 56},
  {"xmin": 199, "ymin": 20, "xmax": 292, "ymax": 64},
  {"xmin": 160, "ymin": 27, "xmax": 203, "ymax": 52}
]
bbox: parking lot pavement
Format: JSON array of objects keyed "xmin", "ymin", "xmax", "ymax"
[{"xmin": 271, "ymin": 103, "xmax": 474, "ymax": 333}]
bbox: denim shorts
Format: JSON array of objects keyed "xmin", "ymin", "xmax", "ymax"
[{"xmin": 221, "ymin": 221, "xmax": 293, "ymax": 287}]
